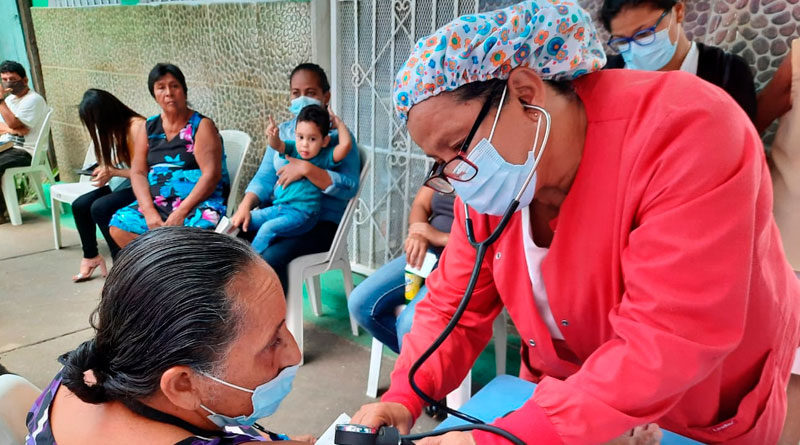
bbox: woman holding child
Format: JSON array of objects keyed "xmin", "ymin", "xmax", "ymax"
[
  {"xmin": 109, "ymin": 63, "xmax": 229, "ymax": 248},
  {"xmin": 230, "ymin": 63, "xmax": 360, "ymax": 291}
]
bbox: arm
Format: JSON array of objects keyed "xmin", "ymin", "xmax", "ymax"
[
  {"xmin": 275, "ymin": 130, "xmax": 361, "ymax": 196},
  {"xmin": 408, "ymin": 187, "xmax": 450, "ymax": 247},
  {"xmin": 477, "ymin": 101, "xmax": 764, "ymax": 444},
  {"xmin": 329, "ymin": 107, "xmax": 353, "ymax": 163},
  {"xmin": 165, "ymin": 118, "xmax": 222, "ymax": 225},
  {"xmin": 755, "ymin": 50, "xmax": 793, "ymax": 134},
  {"xmin": 128, "ymin": 122, "xmax": 162, "ymax": 228},
  {"xmin": 0, "ymin": 100, "xmax": 30, "ymax": 135},
  {"xmin": 266, "ymin": 116, "xmax": 286, "ymax": 153}
]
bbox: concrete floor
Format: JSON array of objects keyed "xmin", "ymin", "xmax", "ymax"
[{"xmin": 0, "ymin": 206, "xmax": 437, "ymax": 438}]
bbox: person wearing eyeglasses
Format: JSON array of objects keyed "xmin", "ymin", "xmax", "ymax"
[
  {"xmin": 600, "ymin": 0, "xmax": 757, "ymax": 122},
  {"xmin": 349, "ymin": 1, "xmax": 800, "ymax": 444}
]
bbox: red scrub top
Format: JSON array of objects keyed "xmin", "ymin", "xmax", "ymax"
[{"xmin": 381, "ymin": 69, "xmax": 800, "ymax": 444}]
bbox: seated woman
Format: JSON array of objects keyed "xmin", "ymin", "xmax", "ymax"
[
  {"xmin": 230, "ymin": 63, "xmax": 360, "ymax": 292},
  {"xmin": 109, "ymin": 64, "xmax": 229, "ymax": 248},
  {"xmin": 347, "ymin": 186, "xmax": 454, "ymax": 354},
  {"xmin": 71, "ymin": 89, "xmax": 144, "ymax": 282},
  {"xmin": 600, "ymin": 0, "xmax": 757, "ymax": 122},
  {"xmin": 26, "ymin": 227, "xmax": 311, "ymax": 444}
]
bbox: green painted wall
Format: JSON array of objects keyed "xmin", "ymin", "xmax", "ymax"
[
  {"xmin": 0, "ymin": 1, "xmax": 34, "ymax": 89},
  {"xmin": 31, "ymin": 1, "xmax": 312, "ymax": 196}
]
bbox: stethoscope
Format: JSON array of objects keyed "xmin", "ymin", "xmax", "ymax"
[{"xmin": 402, "ymin": 89, "xmax": 552, "ymax": 444}]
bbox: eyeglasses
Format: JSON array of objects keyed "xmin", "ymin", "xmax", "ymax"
[
  {"xmin": 423, "ymin": 92, "xmax": 495, "ymax": 194},
  {"xmin": 607, "ymin": 10, "xmax": 671, "ymax": 54}
]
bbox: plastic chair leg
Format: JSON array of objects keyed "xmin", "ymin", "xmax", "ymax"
[
  {"xmin": 286, "ymin": 269, "xmax": 305, "ymax": 365},
  {"xmin": 31, "ymin": 173, "xmax": 47, "ymax": 210},
  {"xmin": 52, "ymin": 197, "xmax": 62, "ymax": 249},
  {"xmin": 308, "ymin": 275, "xmax": 323, "ymax": 317},
  {"xmin": 366, "ymin": 337, "xmax": 383, "ymax": 398},
  {"xmin": 493, "ymin": 311, "xmax": 507, "ymax": 376},
  {"xmin": 340, "ymin": 263, "xmax": 359, "ymax": 336},
  {"xmin": 1, "ymin": 172, "xmax": 22, "ymax": 225},
  {"xmin": 446, "ymin": 370, "xmax": 472, "ymax": 411}
]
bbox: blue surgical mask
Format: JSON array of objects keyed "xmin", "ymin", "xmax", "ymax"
[
  {"xmin": 199, "ymin": 365, "xmax": 299, "ymax": 427},
  {"xmin": 288, "ymin": 96, "xmax": 322, "ymax": 116},
  {"xmin": 451, "ymin": 87, "xmax": 547, "ymax": 216},
  {"xmin": 622, "ymin": 15, "xmax": 677, "ymax": 71}
]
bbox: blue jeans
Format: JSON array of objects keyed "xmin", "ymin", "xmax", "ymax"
[
  {"xmin": 347, "ymin": 254, "xmax": 429, "ymax": 353},
  {"xmin": 250, "ymin": 205, "xmax": 318, "ymax": 255}
]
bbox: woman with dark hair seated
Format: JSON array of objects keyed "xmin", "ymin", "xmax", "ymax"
[
  {"xmin": 26, "ymin": 227, "xmax": 311, "ymax": 444},
  {"xmin": 109, "ymin": 63, "xmax": 229, "ymax": 248},
  {"xmin": 70, "ymin": 89, "xmax": 144, "ymax": 282}
]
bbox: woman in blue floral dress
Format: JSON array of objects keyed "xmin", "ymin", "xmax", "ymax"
[{"xmin": 109, "ymin": 64, "xmax": 229, "ymax": 248}]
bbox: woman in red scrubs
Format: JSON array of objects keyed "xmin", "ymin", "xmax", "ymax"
[{"xmin": 351, "ymin": 1, "xmax": 800, "ymax": 443}]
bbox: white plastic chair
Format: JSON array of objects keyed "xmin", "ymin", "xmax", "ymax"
[
  {"xmin": 51, "ymin": 143, "xmax": 98, "ymax": 250},
  {"xmin": 366, "ymin": 309, "xmax": 508, "ymax": 405},
  {"xmin": 0, "ymin": 374, "xmax": 40, "ymax": 445},
  {"xmin": 1, "ymin": 107, "xmax": 54, "ymax": 226},
  {"xmin": 286, "ymin": 148, "xmax": 369, "ymax": 361},
  {"xmin": 219, "ymin": 129, "xmax": 251, "ymax": 217}
]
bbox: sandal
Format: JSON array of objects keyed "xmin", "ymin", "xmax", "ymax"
[{"xmin": 72, "ymin": 255, "xmax": 108, "ymax": 283}]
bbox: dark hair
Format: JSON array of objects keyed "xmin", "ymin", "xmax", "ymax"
[
  {"xmin": 59, "ymin": 227, "xmax": 260, "ymax": 404},
  {"xmin": 147, "ymin": 63, "xmax": 188, "ymax": 98},
  {"xmin": 290, "ymin": 63, "xmax": 330, "ymax": 93},
  {"xmin": 79, "ymin": 89, "xmax": 143, "ymax": 166},
  {"xmin": 451, "ymin": 78, "xmax": 575, "ymax": 109},
  {"xmin": 296, "ymin": 104, "xmax": 331, "ymax": 136},
  {"xmin": 0, "ymin": 60, "xmax": 26, "ymax": 79},
  {"xmin": 599, "ymin": 0, "xmax": 677, "ymax": 31}
]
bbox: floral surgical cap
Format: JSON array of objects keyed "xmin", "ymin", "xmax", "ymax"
[{"xmin": 394, "ymin": 0, "xmax": 606, "ymax": 121}]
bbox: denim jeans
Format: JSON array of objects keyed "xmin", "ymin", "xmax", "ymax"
[
  {"xmin": 250, "ymin": 205, "xmax": 318, "ymax": 255},
  {"xmin": 347, "ymin": 254, "xmax": 429, "ymax": 353}
]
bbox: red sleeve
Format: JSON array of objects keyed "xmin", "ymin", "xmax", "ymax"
[
  {"xmin": 381, "ymin": 200, "xmax": 504, "ymax": 419},
  {"xmin": 524, "ymin": 91, "xmax": 762, "ymax": 442}
]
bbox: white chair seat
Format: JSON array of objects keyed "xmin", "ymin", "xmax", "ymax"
[
  {"xmin": 50, "ymin": 182, "xmax": 97, "ymax": 204},
  {"xmin": 0, "ymin": 374, "xmax": 40, "ymax": 445}
]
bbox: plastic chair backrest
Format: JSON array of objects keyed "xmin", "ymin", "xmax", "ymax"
[
  {"xmin": 219, "ymin": 129, "xmax": 251, "ymax": 212},
  {"xmin": 0, "ymin": 374, "xmax": 40, "ymax": 445},
  {"xmin": 78, "ymin": 143, "xmax": 97, "ymax": 184},
  {"xmin": 323, "ymin": 147, "xmax": 369, "ymax": 264},
  {"xmin": 29, "ymin": 108, "xmax": 53, "ymax": 167}
]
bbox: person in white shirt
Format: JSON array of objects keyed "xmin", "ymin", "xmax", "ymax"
[{"xmin": 0, "ymin": 60, "xmax": 48, "ymax": 221}]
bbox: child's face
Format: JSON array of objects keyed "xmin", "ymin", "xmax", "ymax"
[{"xmin": 295, "ymin": 121, "xmax": 327, "ymax": 160}]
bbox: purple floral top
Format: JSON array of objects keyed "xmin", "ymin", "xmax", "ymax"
[{"xmin": 25, "ymin": 371, "xmax": 283, "ymax": 444}]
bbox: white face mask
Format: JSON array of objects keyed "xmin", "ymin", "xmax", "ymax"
[{"xmin": 451, "ymin": 86, "xmax": 549, "ymax": 216}]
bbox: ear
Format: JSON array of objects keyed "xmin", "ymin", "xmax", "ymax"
[
  {"xmin": 160, "ymin": 366, "xmax": 204, "ymax": 411},
  {"xmin": 506, "ymin": 67, "xmax": 547, "ymax": 123},
  {"xmin": 323, "ymin": 91, "xmax": 332, "ymax": 106},
  {"xmin": 674, "ymin": 2, "xmax": 685, "ymax": 23},
  {"xmin": 323, "ymin": 135, "xmax": 331, "ymax": 147}
]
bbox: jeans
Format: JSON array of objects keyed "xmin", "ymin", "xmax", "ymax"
[
  {"xmin": 347, "ymin": 254, "xmax": 429, "ymax": 353},
  {"xmin": 71, "ymin": 186, "xmax": 136, "ymax": 259},
  {"xmin": 0, "ymin": 148, "xmax": 32, "ymax": 215},
  {"xmin": 250, "ymin": 205, "xmax": 319, "ymax": 256}
]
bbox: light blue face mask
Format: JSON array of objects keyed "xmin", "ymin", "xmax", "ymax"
[
  {"xmin": 622, "ymin": 14, "xmax": 677, "ymax": 71},
  {"xmin": 288, "ymin": 96, "xmax": 322, "ymax": 116},
  {"xmin": 199, "ymin": 364, "xmax": 299, "ymax": 427},
  {"xmin": 451, "ymin": 86, "xmax": 548, "ymax": 216}
]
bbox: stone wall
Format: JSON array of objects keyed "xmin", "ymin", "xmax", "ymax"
[{"xmin": 31, "ymin": 1, "xmax": 312, "ymax": 196}]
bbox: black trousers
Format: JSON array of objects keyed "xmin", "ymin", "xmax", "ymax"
[
  {"xmin": 249, "ymin": 220, "xmax": 339, "ymax": 293},
  {"xmin": 71, "ymin": 186, "xmax": 136, "ymax": 259},
  {"xmin": 0, "ymin": 148, "xmax": 32, "ymax": 215}
]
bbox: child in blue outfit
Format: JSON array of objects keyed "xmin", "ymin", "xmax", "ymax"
[{"xmin": 246, "ymin": 105, "xmax": 352, "ymax": 254}]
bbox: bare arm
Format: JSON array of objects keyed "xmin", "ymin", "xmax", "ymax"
[
  {"xmin": 408, "ymin": 186, "xmax": 450, "ymax": 247},
  {"xmin": 329, "ymin": 107, "xmax": 352, "ymax": 163},
  {"xmin": 0, "ymin": 97, "xmax": 30, "ymax": 134},
  {"xmin": 275, "ymin": 156, "xmax": 334, "ymax": 190},
  {"xmin": 266, "ymin": 115, "xmax": 286, "ymax": 153}
]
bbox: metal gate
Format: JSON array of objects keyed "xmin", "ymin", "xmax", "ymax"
[{"xmin": 332, "ymin": 0, "xmax": 519, "ymax": 272}]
